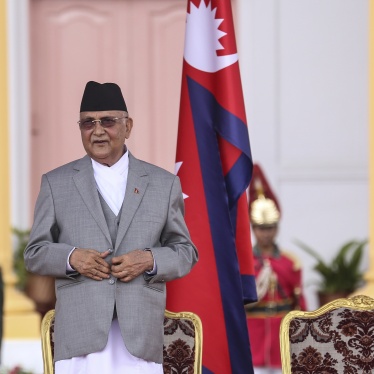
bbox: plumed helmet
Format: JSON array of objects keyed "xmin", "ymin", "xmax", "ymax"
[
  {"xmin": 250, "ymin": 195, "xmax": 280, "ymax": 226},
  {"xmin": 249, "ymin": 164, "xmax": 281, "ymax": 226}
]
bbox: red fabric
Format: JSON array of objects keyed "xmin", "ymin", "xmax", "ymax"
[
  {"xmin": 166, "ymin": 0, "xmax": 256, "ymax": 373},
  {"xmin": 249, "ymin": 164, "xmax": 281, "ymax": 215},
  {"xmin": 247, "ymin": 251, "xmax": 306, "ymax": 368},
  {"xmin": 247, "ymin": 316, "xmax": 284, "ymax": 368}
]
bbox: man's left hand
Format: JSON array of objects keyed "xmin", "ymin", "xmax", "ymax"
[{"xmin": 111, "ymin": 249, "xmax": 154, "ymax": 282}]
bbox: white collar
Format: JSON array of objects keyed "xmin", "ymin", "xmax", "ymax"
[
  {"xmin": 91, "ymin": 150, "xmax": 129, "ymax": 216},
  {"xmin": 91, "ymin": 150, "xmax": 129, "ymax": 174}
]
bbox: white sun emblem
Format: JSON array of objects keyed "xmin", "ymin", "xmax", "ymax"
[
  {"xmin": 175, "ymin": 162, "xmax": 189, "ymax": 200},
  {"xmin": 184, "ymin": 0, "xmax": 238, "ymax": 73}
]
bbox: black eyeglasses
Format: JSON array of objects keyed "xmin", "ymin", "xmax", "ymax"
[{"xmin": 77, "ymin": 115, "xmax": 128, "ymax": 131}]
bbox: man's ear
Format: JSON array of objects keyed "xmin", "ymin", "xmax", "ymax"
[{"xmin": 125, "ymin": 118, "xmax": 133, "ymax": 139}]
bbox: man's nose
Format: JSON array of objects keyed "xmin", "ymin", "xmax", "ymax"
[{"xmin": 92, "ymin": 121, "xmax": 105, "ymax": 134}]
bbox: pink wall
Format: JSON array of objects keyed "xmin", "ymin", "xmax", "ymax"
[{"xmin": 30, "ymin": 0, "xmax": 185, "ymax": 217}]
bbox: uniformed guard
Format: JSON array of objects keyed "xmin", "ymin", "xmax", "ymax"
[{"xmin": 246, "ymin": 164, "xmax": 306, "ymax": 374}]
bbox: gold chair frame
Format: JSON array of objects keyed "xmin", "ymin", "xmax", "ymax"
[
  {"xmin": 279, "ymin": 294, "xmax": 374, "ymax": 374},
  {"xmin": 41, "ymin": 309, "xmax": 203, "ymax": 374},
  {"xmin": 165, "ymin": 309, "xmax": 203, "ymax": 374}
]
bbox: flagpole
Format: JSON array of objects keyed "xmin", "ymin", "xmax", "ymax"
[
  {"xmin": 363, "ymin": 0, "xmax": 374, "ymax": 295},
  {"xmin": 352, "ymin": 0, "xmax": 374, "ymax": 298}
]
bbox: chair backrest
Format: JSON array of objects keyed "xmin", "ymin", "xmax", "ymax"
[
  {"xmin": 41, "ymin": 309, "xmax": 203, "ymax": 374},
  {"xmin": 279, "ymin": 294, "xmax": 374, "ymax": 374},
  {"xmin": 41, "ymin": 309, "xmax": 55, "ymax": 374},
  {"xmin": 163, "ymin": 310, "xmax": 203, "ymax": 374}
]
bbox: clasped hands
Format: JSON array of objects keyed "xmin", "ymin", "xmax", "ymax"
[{"xmin": 70, "ymin": 248, "xmax": 154, "ymax": 282}]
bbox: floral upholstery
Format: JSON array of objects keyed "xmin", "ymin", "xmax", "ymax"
[
  {"xmin": 163, "ymin": 314, "xmax": 198, "ymax": 373},
  {"xmin": 42, "ymin": 309, "xmax": 202, "ymax": 374},
  {"xmin": 280, "ymin": 295, "xmax": 374, "ymax": 374}
]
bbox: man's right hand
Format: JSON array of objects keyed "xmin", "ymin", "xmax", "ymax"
[{"xmin": 70, "ymin": 248, "xmax": 111, "ymax": 280}]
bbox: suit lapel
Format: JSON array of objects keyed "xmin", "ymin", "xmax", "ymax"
[
  {"xmin": 115, "ymin": 154, "xmax": 149, "ymax": 250},
  {"xmin": 72, "ymin": 155, "xmax": 112, "ymax": 245}
]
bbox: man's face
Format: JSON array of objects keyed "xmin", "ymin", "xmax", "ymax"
[
  {"xmin": 79, "ymin": 110, "xmax": 133, "ymax": 166},
  {"xmin": 253, "ymin": 225, "xmax": 278, "ymax": 248}
]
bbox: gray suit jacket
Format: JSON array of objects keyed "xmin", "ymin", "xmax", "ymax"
[{"xmin": 24, "ymin": 153, "xmax": 198, "ymax": 363}]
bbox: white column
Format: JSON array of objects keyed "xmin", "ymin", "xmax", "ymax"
[{"xmin": 0, "ymin": 0, "xmax": 40, "ymax": 340}]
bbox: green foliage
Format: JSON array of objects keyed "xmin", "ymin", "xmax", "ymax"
[
  {"xmin": 294, "ymin": 239, "xmax": 366, "ymax": 295},
  {"xmin": 12, "ymin": 228, "xmax": 30, "ymax": 291}
]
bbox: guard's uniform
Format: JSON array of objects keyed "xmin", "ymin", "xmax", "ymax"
[
  {"xmin": 247, "ymin": 164, "xmax": 307, "ymax": 373},
  {"xmin": 246, "ymin": 245, "xmax": 306, "ymax": 369}
]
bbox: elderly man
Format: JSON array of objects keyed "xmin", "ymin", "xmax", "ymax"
[{"xmin": 24, "ymin": 81, "xmax": 198, "ymax": 373}]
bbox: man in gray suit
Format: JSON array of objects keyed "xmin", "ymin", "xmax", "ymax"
[{"xmin": 24, "ymin": 81, "xmax": 198, "ymax": 373}]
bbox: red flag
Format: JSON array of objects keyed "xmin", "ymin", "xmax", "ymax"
[{"xmin": 166, "ymin": 1, "xmax": 257, "ymax": 373}]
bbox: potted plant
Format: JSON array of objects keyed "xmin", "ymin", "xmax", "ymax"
[
  {"xmin": 12, "ymin": 228, "xmax": 56, "ymax": 317},
  {"xmin": 12, "ymin": 228, "xmax": 30, "ymax": 290},
  {"xmin": 294, "ymin": 239, "xmax": 367, "ymax": 306}
]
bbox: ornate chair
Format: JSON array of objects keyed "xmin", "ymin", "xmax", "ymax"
[
  {"xmin": 41, "ymin": 309, "xmax": 202, "ymax": 374},
  {"xmin": 280, "ymin": 294, "xmax": 374, "ymax": 373}
]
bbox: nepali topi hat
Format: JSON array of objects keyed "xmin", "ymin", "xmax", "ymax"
[{"xmin": 80, "ymin": 81, "xmax": 127, "ymax": 112}]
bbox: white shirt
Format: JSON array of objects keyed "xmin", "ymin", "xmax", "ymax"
[{"xmin": 92, "ymin": 152, "xmax": 129, "ymax": 216}]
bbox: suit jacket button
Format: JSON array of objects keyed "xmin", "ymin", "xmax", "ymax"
[{"xmin": 108, "ymin": 278, "xmax": 115, "ymax": 285}]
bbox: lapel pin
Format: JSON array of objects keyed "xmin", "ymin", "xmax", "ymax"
[{"xmin": 134, "ymin": 188, "xmax": 139, "ymax": 194}]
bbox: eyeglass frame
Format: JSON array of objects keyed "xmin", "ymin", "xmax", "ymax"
[{"xmin": 77, "ymin": 114, "xmax": 128, "ymax": 130}]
